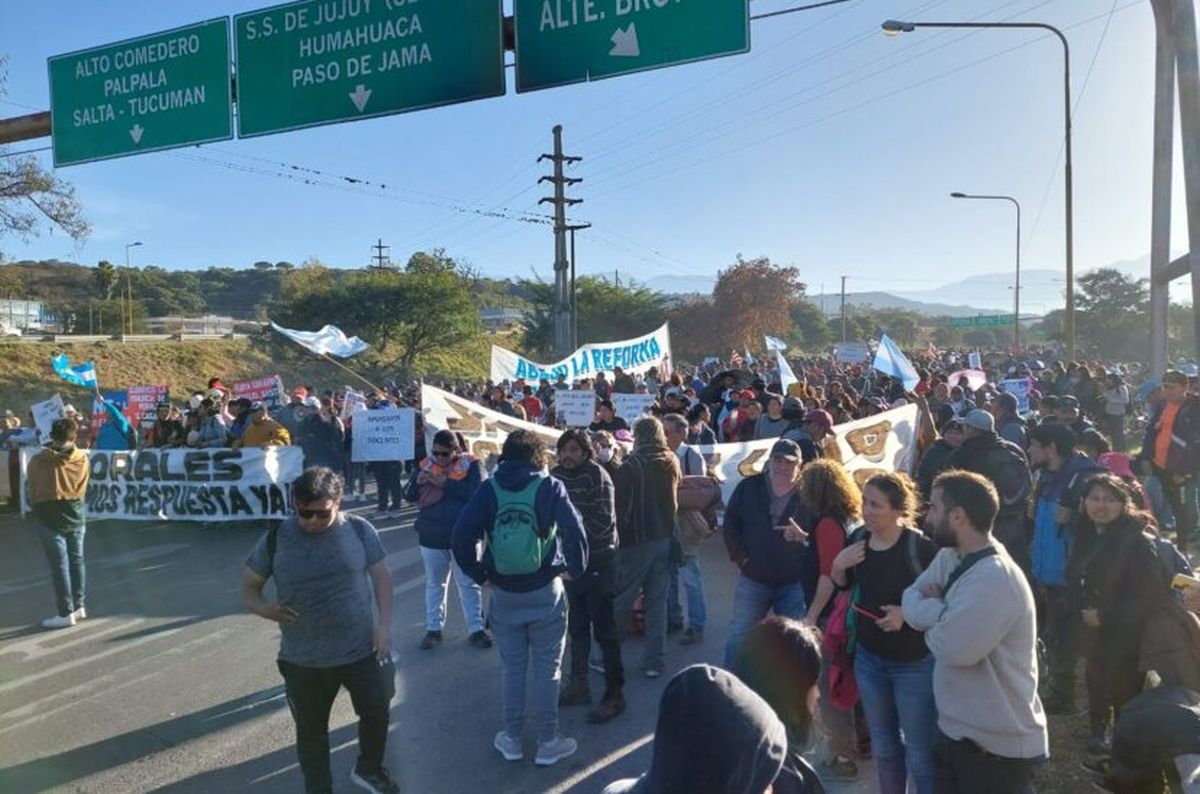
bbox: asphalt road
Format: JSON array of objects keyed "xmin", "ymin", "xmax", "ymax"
[{"xmin": 0, "ymin": 499, "xmax": 877, "ymax": 794}]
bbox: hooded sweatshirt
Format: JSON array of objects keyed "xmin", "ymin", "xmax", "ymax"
[
  {"xmin": 452, "ymin": 459, "xmax": 587, "ymax": 592},
  {"xmin": 27, "ymin": 444, "xmax": 90, "ymax": 531},
  {"xmin": 601, "ymin": 664, "xmax": 788, "ymax": 794}
]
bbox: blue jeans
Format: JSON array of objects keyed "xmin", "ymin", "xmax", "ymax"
[
  {"xmin": 667, "ymin": 554, "xmax": 707, "ymax": 632},
  {"xmin": 38, "ymin": 525, "xmax": 86, "ymax": 617},
  {"xmin": 854, "ymin": 646, "xmax": 937, "ymax": 794},
  {"xmin": 419, "ymin": 546, "xmax": 484, "ymax": 634},
  {"xmin": 723, "ymin": 575, "xmax": 806, "ymax": 667}
]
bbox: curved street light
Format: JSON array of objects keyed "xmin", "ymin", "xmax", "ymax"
[{"xmin": 951, "ymin": 192, "xmax": 1022, "ymax": 347}]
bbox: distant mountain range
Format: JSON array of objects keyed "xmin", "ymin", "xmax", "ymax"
[{"xmin": 626, "ymin": 253, "xmax": 1173, "ymax": 318}]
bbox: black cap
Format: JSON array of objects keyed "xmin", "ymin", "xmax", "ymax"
[{"xmin": 770, "ymin": 439, "xmax": 802, "ymax": 461}]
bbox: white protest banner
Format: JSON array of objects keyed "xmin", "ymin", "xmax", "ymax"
[
  {"xmin": 341, "ymin": 389, "xmax": 367, "ymax": 420},
  {"xmin": 0, "ymin": 452, "xmax": 10, "ymax": 500},
  {"xmin": 612, "ymin": 393, "xmax": 655, "ymax": 423},
  {"xmin": 20, "ymin": 446, "xmax": 305, "ymax": 522},
  {"xmin": 555, "ymin": 391, "xmax": 597, "ymax": 427},
  {"xmin": 234, "ymin": 376, "xmax": 286, "ymax": 412},
  {"xmin": 31, "ymin": 394, "xmax": 66, "ymax": 442},
  {"xmin": 491, "ymin": 323, "xmax": 671, "ymax": 383},
  {"xmin": 421, "ymin": 384, "xmax": 918, "ymax": 502},
  {"xmin": 352, "ymin": 407, "xmax": 416, "ymax": 462},
  {"xmin": 968, "ymin": 351, "xmax": 982, "ymax": 370},
  {"xmin": 834, "ymin": 342, "xmax": 871, "ymax": 364},
  {"xmin": 127, "ymin": 384, "xmax": 169, "ymax": 428},
  {"xmin": 999, "ymin": 378, "xmax": 1033, "ymax": 413}
]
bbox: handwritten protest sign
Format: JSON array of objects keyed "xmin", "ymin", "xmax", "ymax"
[
  {"xmin": 351, "ymin": 407, "xmax": 416, "ymax": 462},
  {"xmin": 612, "ymin": 393, "xmax": 655, "ymax": 423},
  {"xmin": 234, "ymin": 376, "xmax": 286, "ymax": 411},
  {"xmin": 555, "ymin": 391, "xmax": 597, "ymax": 427},
  {"xmin": 31, "ymin": 394, "xmax": 66, "ymax": 442}
]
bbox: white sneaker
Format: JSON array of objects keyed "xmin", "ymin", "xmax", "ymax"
[
  {"xmin": 73, "ymin": 607, "xmax": 87, "ymax": 621},
  {"xmin": 42, "ymin": 613, "xmax": 76, "ymax": 630},
  {"xmin": 534, "ymin": 736, "xmax": 577, "ymax": 767},
  {"xmin": 494, "ymin": 731, "xmax": 523, "ymax": 762}
]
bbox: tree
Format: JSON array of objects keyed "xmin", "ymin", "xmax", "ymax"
[
  {"xmin": 711, "ymin": 256, "xmax": 804, "ymax": 351},
  {"xmin": 93, "ymin": 260, "xmax": 119, "ymax": 300},
  {"xmin": 1072, "ymin": 268, "xmax": 1149, "ymax": 359},
  {"xmin": 252, "ymin": 260, "xmax": 274, "ymax": 270},
  {"xmin": 667, "ymin": 296, "xmax": 719, "ymax": 363},
  {"xmin": 788, "ymin": 299, "xmax": 831, "ymax": 351},
  {"xmin": 275, "ymin": 261, "xmax": 295, "ymax": 270},
  {"xmin": 0, "ymin": 58, "xmax": 88, "ymax": 248},
  {"xmin": 520, "ymin": 275, "xmax": 668, "ymax": 359}
]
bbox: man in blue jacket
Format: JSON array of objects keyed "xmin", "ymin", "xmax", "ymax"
[
  {"xmin": 1026, "ymin": 422, "xmax": 1102, "ymax": 715},
  {"xmin": 453, "ymin": 430, "xmax": 587, "ymax": 768}
]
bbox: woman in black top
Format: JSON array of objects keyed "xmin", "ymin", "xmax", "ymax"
[{"xmin": 831, "ymin": 472, "xmax": 937, "ymax": 794}]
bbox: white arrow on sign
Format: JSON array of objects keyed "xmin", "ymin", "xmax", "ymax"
[
  {"xmin": 610, "ymin": 23, "xmax": 640, "ymax": 58},
  {"xmin": 349, "ymin": 84, "xmax": 372, "ymax": 113},
  {"xmin": 129, "ymin": 124, "xmax": 144, "ymax": 144}
]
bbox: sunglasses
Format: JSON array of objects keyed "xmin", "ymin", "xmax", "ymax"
[
  {"xmin": 431, "ymin": 449, "xmax": 456, "ymax": 458},
  {"xmin": 297, "ymin": 507, "xmax": 333, "ymax": 520}
]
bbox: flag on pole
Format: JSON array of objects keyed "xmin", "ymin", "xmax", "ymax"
[
  {"xmin": 270, "ymin": 321, "xmax": 369, "ymax": 358},
  {"xmin": 764, "ymin": 335, "xmax": 788, "ymax": 352},
  {"xmin": 51, "ymin": 354, "xmax": 97, "ymax": 388},
  {"xmin": 744, "ymin": 346, "xmax": 756, "ymax": 366},
  {"xmin": 872, "ymin": 334, "xmax": 920, "ymax": 391},
  {"xmin": 775, "ymin": 348, "xmax": 798, "ymax": 393}
]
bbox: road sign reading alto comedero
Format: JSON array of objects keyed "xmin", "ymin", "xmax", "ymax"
[
  {"xmin": 514, "ymin": 0, "xmax": 750, "ymax": 93},
  {"xmin": 47, "ymin": 19, "xmax": 233, "ymax": 167},
  {"xmin": 233, "ymin": 0, "xmax": 506, "ymax": 138}
]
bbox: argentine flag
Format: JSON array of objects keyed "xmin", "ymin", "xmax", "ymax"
[
  {"xmin": 51, "ymin": 354, "xmax": 97, "ymax": 388},
  {"xmin": 872, "ymin": 334, "xmax": 920, "ymax": 392},
  {"xmin": 764, "ymin": 335, "xmax": 788, "ymax": 352}
]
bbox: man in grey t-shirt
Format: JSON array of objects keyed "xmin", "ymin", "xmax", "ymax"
[{"xmin": 242, "ymin": 467, "xmax": 398, "ymax": 794}]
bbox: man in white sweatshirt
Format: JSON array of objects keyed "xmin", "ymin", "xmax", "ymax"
[{"xmin": 903, "ymin": 469, "xmax": 1048, "ymax": 793}]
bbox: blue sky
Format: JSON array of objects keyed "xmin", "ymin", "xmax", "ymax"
[{"xmin": 0, "ymin": 0, "xmax": 1182, "ymax": 310}]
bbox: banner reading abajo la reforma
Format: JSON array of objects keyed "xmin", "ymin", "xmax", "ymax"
[{"xmin": 490, "ymin": 323, "xmax": 671, "ymax": 383}]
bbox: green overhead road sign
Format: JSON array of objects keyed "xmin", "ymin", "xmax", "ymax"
[
  {"xmin": 948, "ymin": 314, "xmax": 1017, "ymax": 328},
  {"xmin": 514, "ymin": 0, "xmax": 750, "ymax": 93},
  {"xmin": 233, "ymin": 0, "xmax": 505, "ymax": 138},
  {"xmin": 47, "ymin": 19, "xmax": 233, "ymax": 167}
]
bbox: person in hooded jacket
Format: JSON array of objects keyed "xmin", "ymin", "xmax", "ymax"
[
  {"xmin": 601, "ymin": 663, "xmax": 788, "ymax": 794},
  {"xmin": 28, "ymin": 417, "xmax": 91, "ymax": 629},
  {"xmin": 452, "ymin": 430, "xmax": 587, "ymax": 768},
  {"xmin": 405, "ymin": 430, "xmax": 488, "ymax": 651},
  {"xmin": 297, "ymin": 398, "xmax": 346, "ymax": 470}
]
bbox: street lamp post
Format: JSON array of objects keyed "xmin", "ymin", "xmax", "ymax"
[
  {"xmin": 951, "ymin": 192, "xmax": 1022, "ymax": 347},
  {"xmin": 883, "ymin": 18, "xmax": 1074, "ymax": 360},
  {"xmin": 124, "ymin": 241, "xmax": 142, "ymax": 336}
]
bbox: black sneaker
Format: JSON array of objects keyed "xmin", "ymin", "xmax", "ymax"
[
  {"xmin": 468, "ymin": 630, "xmax": 493, "ymax": 649},
  {"xmin": 350, "ymin": 765, "xmax": 400, "ymax": 794},
  {"xmin": 419, "ymin": 631, "xmax": 442, "ymax": 650}
]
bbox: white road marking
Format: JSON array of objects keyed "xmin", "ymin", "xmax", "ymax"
[
  {"xmin": 546, "ymin": 733, "xmax": 654, "ymax": 793},
  {"xmin": 0, "ymin": 616, "xmax": 147, "ymax": 662}
]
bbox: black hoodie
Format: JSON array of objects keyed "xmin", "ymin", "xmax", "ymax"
[{"xmin": 601, "ymin": 664, "xmax": 787, "ymax": 794}]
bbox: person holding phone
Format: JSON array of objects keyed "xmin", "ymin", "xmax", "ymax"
[
  {"xmin": 722, "ymin": 439, "xmax": 813, "ymax": 667},
  {"xmin": 831, "ymin": 472, "xmax": 937, "ymax": 794}
]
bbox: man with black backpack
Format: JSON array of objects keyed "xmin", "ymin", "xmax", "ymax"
[
  {"xmin": 948, "ymin": 410, "xmax": 1033, "ymax": 573},
  {"xmin": 452, "ymin": 430, "xmax": 588, "ymax": 767},
  {"xmin": 241, "ymin": 467, "xmax": 399, "ymax": 794}
]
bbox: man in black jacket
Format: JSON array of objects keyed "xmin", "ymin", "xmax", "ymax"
[
  {"xmin": 947, "ymin": 410, "xmax": 1033, "ymax": 572},
  {"xmin": 722, "ymin": 439, "xmax": 812, "ymax": 666},
  {"xmin": 551, "ymin": 429, "xmax": 625, "ymax": 723}
]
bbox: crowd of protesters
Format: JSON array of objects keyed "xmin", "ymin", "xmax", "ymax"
[{"xmin": 9, "ymin": 343, "xmax": 1200, "ymax": 793}]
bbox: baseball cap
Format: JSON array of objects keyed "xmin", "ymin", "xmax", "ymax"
[
  {"xmin": 804, "ymin": 409, "xmax": 833, "ymax": 429},
  {"xmin": 783, "ymin": 396, "xmax": 805, "ymax": 413},
  {"xmin": 962, "ymin": 409, "xmax": 995, "ymax": 433},
  {"xmin": 770, "ymin": 439, "xmax": 802, "ymax": 461},
  {"xmin": 738, "ymin": 389, "xmax": 757, "ymax": 401},
  {"xmin": 1059, "ymin": 395, "xmax": 1080, "ymax": 409},
  {"xmin": 249, "ymin": 401, "xmax": 265, "ymax": 412}
]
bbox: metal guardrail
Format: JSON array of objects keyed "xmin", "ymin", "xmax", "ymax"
[{"xmin": 0, "ymin": 333, "xmax": 251, "ymax": 344}]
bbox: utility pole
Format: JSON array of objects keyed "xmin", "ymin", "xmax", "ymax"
[
  {"xmin": 370, "ymin": 238, "xmax": 391, "ymax": 269},
  {"xmin": 840, "ymin": 276, "xmax": 847, "ymax": 342},
  {"xmin": 566, "ymin": 223, "xmax": 591, "ymax": 350},
  {"xmin": 539, "ymin": 124, "xmax": 582, "ymax": 359}
]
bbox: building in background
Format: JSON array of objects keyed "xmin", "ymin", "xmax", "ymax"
[{"xmin": 0, "ymin": 299, "xmax": 46, "ymax": 332}]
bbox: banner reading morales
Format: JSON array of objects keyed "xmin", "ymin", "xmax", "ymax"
[
  {"xmin": 20, "ymin": 446, "xmax": 305, "ymax": 522},
  {"xmin": 420, "ymin": 384, "xmax": 918, "ymax": 502},
  {"xmin": 490, "ymin": 323, "xmax": 671, "ymax": 383}
]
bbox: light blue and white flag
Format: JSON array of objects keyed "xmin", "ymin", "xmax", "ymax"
[
  {"xmin": 51, "ymin": 354, "xmax": 97, "ymax": 388},
  {"xmin": 764, "ymin": 335, "xmax": 788, "ymax": 352},
  {"xmin": 270, "ymin": 321, "xmax": 368, "ymax": 358},
  {"xmin": 744, "ymin": 346, "xmax": 756, "ymax": 366},
  {"xmin": 872, "ymin": 334, "xmax": 920, "ymax": 391},
  {"xmin": 775, "ymin": 348, "xmax": 798, "ymax": 393}
]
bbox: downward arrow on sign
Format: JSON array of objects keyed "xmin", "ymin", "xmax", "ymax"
[
  {"xmin": 129, "ymin": 124, "xmax": 144, "ymax": 144},
  {"xmin": 610, "ymin": 24, "xmax": 640, "ymax": 58},
  {"xmin": 349, "ymin": 85, "xmax": 372, "ymax": 113}
]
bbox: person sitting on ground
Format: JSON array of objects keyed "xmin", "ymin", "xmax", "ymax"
[{"xmin": 601, "ymin": 663, "xmax": 788, "ymax": 794}]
